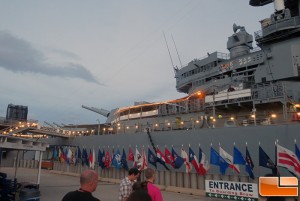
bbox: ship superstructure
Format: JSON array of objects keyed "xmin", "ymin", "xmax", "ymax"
[{"xmin": 84, "ymin": 0, "xmax": 299, "ymax": 134}]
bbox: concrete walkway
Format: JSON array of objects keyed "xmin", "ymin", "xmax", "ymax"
[{"xmin": 0, "ymin": 167, "xmax": 221, "ymax": 201}]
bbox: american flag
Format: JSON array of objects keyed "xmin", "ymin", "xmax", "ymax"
[{"xmin": 277, "ymin": 144, "xmax": 300, "ymax": 178}]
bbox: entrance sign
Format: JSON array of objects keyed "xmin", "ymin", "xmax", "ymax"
[{"xmin": 205, "ymin": 180, "xmax": 258, "ymax": 201}]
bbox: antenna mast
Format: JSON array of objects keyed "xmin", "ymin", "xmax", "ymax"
[
  {"xmin": 171, "ymin": 34, "xmax": 183, "ymax": 68},
  {"xmin": 163, "ymin": 32, "xmax": 176, "ymax": 74}
]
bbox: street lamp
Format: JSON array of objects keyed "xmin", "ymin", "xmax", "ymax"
[{"xmin": 96, "ymin": 119, "xmax": 100, "ymax": 135}]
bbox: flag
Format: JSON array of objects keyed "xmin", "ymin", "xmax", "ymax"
[
  {"xmin": 233, "ymin": 146, "xmax": 246, "ymax": 165},
  {"xmin": 165, "ymin": 147, "xmax": 174, "ymax": 167},
  {"xmin": 52, "ymin": 146, "xmax": 58, "ymax": 160},
  {"xmin": 199, "ymin": 147, "xmax": 209, "ymax": 175},
  {"xmin": 89, "ymin": 148, "xmax": 95, "ymax": 169},
  {"xmin": 210, "ymin": 147, "xmax": 229, "ymax": 175},
  {"xmin": 156, "ymin": 147, "xmax": 169, "ymax": 170},
  {"xmin": 219, "ymin": 146, "xmax": 240, "ymax": 173},
  {"xmin": 141, "ymin": 147, "xmax": 148, "ymax": 170},
  {"xmin": 181, "ymin": 147, "xmax": 192, "ymax": 173},
  {"xmin": 67, "ymin": 147, "xmax": 73, "ymax": 164},
  {"xmin": 112, "ymin": 149, "xmax": 122, "ymax": 169},
  {"xmin": 134, "ymin": 147, "xmax": 142, "ymax": 168},
  {"xmin": 73, "ymin": 147, "xmax": 78, "ymax": 165},
  {"xmin": 234, "ymin": 146, "xmax": 255, "ymax": 179},
  {"xmin": 295, "ymin": 143, "xmax": 300, "ymax": 161},
  {"xmin": 277, "ymin": 144, "xmax": 300, "ymax": 178},
  {"xmin": 82, "ymin": 148, "xmax": 89, "ymax": 166},
  {"xmin": 98, "ymin": 148, "xmax": 105, "ymax": 168},
  {"xmin": 121, "ymin": 148, "xmax": 128, "ymax": 170},
  {"xmin": 128, "ymin": 147, "xmax": 134, "ymax": 162},
  {"xmin": 148, "ymin": 148, "xmax": 157, "ymax": 168},
  {"xmin": 104, "ymin": 149, "xmax": 111, "ymax": 168},
  {"xmin": 245, "ymin": 147, "xmax": 255, "ymax": 179},
  {"xmin": 259, "ymin": 145, "xmax": 278, "ymax": 175},
  {"xmin": 172, "ymin": 147, "xmax": 184, "ymax": 169},
  {"xmin": 189, "ymin": 147, "xmax": 200, "ymax": 174},
  {"xmin": 77, "ymin": 147, "xmax": 82, "ymax": 165}
]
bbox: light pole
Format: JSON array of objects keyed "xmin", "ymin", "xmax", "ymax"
[{"xmin": 96, "ymin": 119, "xmax": 100, "ymax": 135}]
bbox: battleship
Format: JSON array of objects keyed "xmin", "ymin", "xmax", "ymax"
[{"xmin": 1, "ymin": 0, "xmax": 300, "ymax": 181}]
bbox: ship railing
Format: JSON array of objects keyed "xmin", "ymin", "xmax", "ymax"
[{"xmin": 255, "ymin": 16, "xmax": 300, "ymax": 40}]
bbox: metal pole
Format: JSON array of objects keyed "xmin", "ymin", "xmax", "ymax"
[
  {"xmin": 14, "ymin": 150, "xmax": 19, "ymax": 179},
  {"xmin": 37, "ymin": 151, "xmax": 43, "ymax": 189},
  {"xmin": 96, "ymin": 119, "xmax": 100, "ymax": 135}
]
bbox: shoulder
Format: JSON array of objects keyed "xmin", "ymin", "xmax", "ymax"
[{"xmin": 62, "ymin": 191, "xmax": 78, "ymax": 201}]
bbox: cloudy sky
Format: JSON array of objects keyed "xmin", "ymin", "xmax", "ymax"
[{"xmin": 0, "ymin": 1, "xmax": 274, "ymax": 125}]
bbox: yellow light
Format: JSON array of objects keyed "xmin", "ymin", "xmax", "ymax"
[
  {"xmin": 180, "ymin": 121, "xmax": 184, "ymax": 125},
  {"xmin": 213, "ymin": 118, "xmax": 216, "ymax": 122},
  {"xmin": 9, "ymin": 129, "xmax": 13, "ymax": 132},
  {"xmin": 155, "ymin": 124, "xmax": 158, "ymax": 127},
  {"xmin": 210, "ymin": 116, "xmax": 214, "ymax": 119},
  {"xmin": 103, "ymin": 128, "xmax": 106, "ymax": 131},
  {"xmin": 196, "ymin": 120, "xmax": 199, "ymax": 123},
  {"xmin": 230, "ymin": 117, "xmax": 235, "ymax": 120},
  {"xmin": 118, "ymin": 127, "xmax": 121, "ymax": 130},
  {"xmin": 117, "ymin": 123, "xmax": 120, "ymax": 126},
  {"xmin": 297, "ymin": 112, "xmax": 300, "ymax": 116},
  {"xmin": 167, "ymin": 123, "xmax": 170, "ymax": 126},
  {"xmin": 271, "ymin": 114, "xmax": 277, "ymax": 118},
  {"xmin": 135, "ymin": 125, "xmax": 138, "ymax": 129},
  {"xmin": 295, "ymin": 104, "xmax": 300, "ymax": 108},
  {"xmin": 197, "ymin": 91, "xmax": 201, "ymax": 96},
  {"xmin": 251, "ymin": 114, "xmax": 255, "ymax": 118},
  {"xmin": 218, "ymin": 115, "xmax": 223, "ymax": 119},
  {"xmin": 126, "ymin": 126, "xmax": 129, "ymax": 129}
]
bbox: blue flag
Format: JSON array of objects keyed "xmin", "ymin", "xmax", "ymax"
[
  {"xmin": 148, "ymin": 148, "xmax": 158, "ymax": 168},
  {"xmin": 98, "ymin": 148, "xmax": 105, "ymax": 169},
  {"xmin": 210, "ymin": 147, "xmax": 229, "ymax": 175},
  {"xmin": 233, "ymin": 146, "xmax": 246, "ymax": 165},
  {"xmin": 245, "ymin": 147, "xmax": 255, "ymax": 179},
  {"xmin": 111, "ymin": 149, "xmax": 122, "ymax": 169},
  {"xmin": 295, "ymin": 144, "xmax": 300, "ymax": 161},
  {"xmin": 171, "ymin": 147, "xmax": 184, "ymax": 169},
  {"xmin": 52, "ymin": 146, "xmax": 58, "ymax": 159},
  {"xmin": 259, "ymin": 146, "xmax": 277, "ymax": 175},
  {"xmin": 121, "ymin": 148, "xmax": 128, "ymax": 170}
]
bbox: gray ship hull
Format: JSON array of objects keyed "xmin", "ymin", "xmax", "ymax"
[{"xmin": 45, "ymin": 123, "xmax": 300, "ymax": 177}]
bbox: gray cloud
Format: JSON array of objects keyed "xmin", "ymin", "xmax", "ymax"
[{"xmin": 0, "ymin": 30, "xmax": 101, "ymax": 84}]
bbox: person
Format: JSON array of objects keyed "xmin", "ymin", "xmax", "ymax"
[
  {"xmin": 61, "ymin": 169, "xmax": 100, "ymax": 201},
  {"xmin": 118, "ymin": 167, "xmax": 140, "ymax": 201},
  {"xmin": 128, "ymin": 190, "xmax": 152, "ymax": 201},
  {"xmin": 145, "ymin": 168, "xmax": 163, "ymax": 201}
]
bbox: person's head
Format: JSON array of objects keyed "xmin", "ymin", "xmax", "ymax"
[
  {"xmin": 128, "ymin": 167, "xmax": 140, "ymax": 181},
  {"xmin": 80, "ymin": 169, "xmax": 98, "ymax": 192},
  {"xmin": 132, "ymin": 181, "xmax": 148, "ymax": 192},
  {"xmin": 145, "ymin": 168, "xmax": 156, "ymax": 182},
  {"xmin": 127, "ymin": 190, "xmax": 151, "ymax": 201}
]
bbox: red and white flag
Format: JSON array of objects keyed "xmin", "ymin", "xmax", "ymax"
[
  {"xmin": 134, "ymin": 147, "xmax": 142, "ymax": 168},
  {"xmin": 277, "ymin": 144, "xmax": 300, "ymax": 178},
  {"xmin": 219, "ymin": 147, "xmax": 240, "ymax": 173},
  {"xmin": 165, "ymin": 147, "xmax": 174, "ymax": 167},
  {"xmin": 141, "ymin": 147, "xmax": 148, "ymax": 170},
  {"xmin": 181, "ymin": 147, "xmax": 192, "ymax": 173}
]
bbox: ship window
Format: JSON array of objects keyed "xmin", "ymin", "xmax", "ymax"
[{"xmin": 262, "ymin": 77, "xmax": 266, "ymax": 82}]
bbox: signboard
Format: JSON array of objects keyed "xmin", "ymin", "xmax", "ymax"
[{"xmin": 205, "ymin": 180, "xmax": 258, "ymax": 201}]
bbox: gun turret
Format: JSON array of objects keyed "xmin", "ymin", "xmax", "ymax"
[{"xmin": 81, "ymin": 105, "xmax": 110, "ymax": 117}]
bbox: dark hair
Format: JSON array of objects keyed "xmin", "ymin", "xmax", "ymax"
[
  {"xmin": 128, "ymin": 168, "xmax": 140, "ymax": 176},
  {"xmin": 132, "ymin": 181, "xmax": 148, "ymax": 192},
  {"xmin": 145, "ymin": 168, "xmax": 155, "ymax": 179},
  {"xmin": 128, "ymin": 190, "xmax": 151, "ymax": 201}
]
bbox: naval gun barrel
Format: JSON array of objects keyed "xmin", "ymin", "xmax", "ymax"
[
  {"xmin": 53, "ymin": 122, "xmax": 63, "ymax": 128},
  {"xmin": 81, "ymin": 105, "xmax": 110, "ymax": 117},
  {"xmin": 44, "ymin": 121, "xmax": 56, "ymax": 128}
]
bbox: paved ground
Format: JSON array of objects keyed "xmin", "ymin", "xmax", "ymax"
[{"xmin": 0, "ymin": 167, "xmax": 220, "ymax": 201}]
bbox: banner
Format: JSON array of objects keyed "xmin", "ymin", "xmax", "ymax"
[{"xmin": 205, "ymin": 180, "xmax": 258, "ymax": 201}]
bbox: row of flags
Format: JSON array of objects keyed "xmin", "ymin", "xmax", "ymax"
[{"xmin": 52, "ymin": 142, "xmax": 300, "ymax": 178}]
